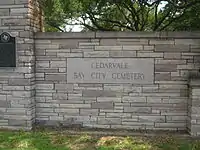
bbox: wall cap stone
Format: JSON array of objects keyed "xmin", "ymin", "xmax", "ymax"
[
  {"xmin": 35, "ymin": 32, "xmax": 95, "ymax": 39},
  {"xmin": 35, "ymin": 31, "xmax": 200, "ymax": 39}
]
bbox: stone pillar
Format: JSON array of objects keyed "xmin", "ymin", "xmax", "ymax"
[
  {"xmin": 188, "ymin": 79, "xmax": 200, "ymax": 136},
  {"xmin": 0, "ymin": 0, "xmax": 42, "ymax": 130}
]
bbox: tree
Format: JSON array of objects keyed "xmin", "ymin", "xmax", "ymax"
[
  {"xmin": 39, "ymin": 0, "xmax": 200, "ymax": 32},
  {"xmin": 169, "ymin": 2, "xmax": 200, "ymax": 31}
]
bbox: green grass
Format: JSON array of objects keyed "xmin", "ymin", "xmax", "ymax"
[{"xmin": 0, "ymin": 130, "xmax": 200, "ymax": 150}]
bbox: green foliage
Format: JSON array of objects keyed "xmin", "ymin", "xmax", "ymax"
[{"xmin": 40, "ymin": 0, "xmax": 200, "ymax": 32}]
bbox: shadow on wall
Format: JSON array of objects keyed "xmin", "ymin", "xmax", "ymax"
[{"xmin": 188, "ymin": 70, "xmax": 200, "ymax": 80}]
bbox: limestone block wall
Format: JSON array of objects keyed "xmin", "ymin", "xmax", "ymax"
[
  {"xmin": 35, "ymin": 32, "xmax": 200, "ymax": 131},
  {"xmin": 0, "ymin": 0, "xmax": 42, "ymax": 130},
  {"xmin": 188, "ymin": 80, "xmax": 200, "ymax": 136}
]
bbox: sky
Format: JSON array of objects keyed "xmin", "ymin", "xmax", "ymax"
[{"xmin": 65, "ymin": 1, "xmax": 167, "ymax": 32}]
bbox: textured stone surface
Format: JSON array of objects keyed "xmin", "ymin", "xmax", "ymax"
[
  {"xmin": 67, "ymin": 58, "xmax": 154, "ymax": 84},
  {"xmin": 34, "ymin": 31, "xmax": 200, "ymax": 134},
  {"xmin": 188, "ymin": 80, "xmax": 200, "ymax": 136},
  {"xmin": 1, "ymin": 3, "xmax": 200, "ymax": 134},
  {"xmin": 0, "ymin": 0, "xmax": 42, "ymax": 130}
]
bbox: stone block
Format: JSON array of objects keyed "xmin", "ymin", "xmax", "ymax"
[
  {"xmin": 138, "ymin": 116, "xmax": 165, "ymax": 122},
  {"xmin": 36, "ymin": 84, "xmax": 54, "ymax": 90},
  {"xmin": 0, "ymin": 101, "xmax": 9, "ymax": 107},
  {"xmin": 83, "ymin": 124, "xmax": 110, "ymax": 129},
  {"xmin": 36, "ymin": 44, "xmax": 59, "ymax": 49},
  {"xmin": 8, "ymin": 79, "xmax": 30, "ymax": 86},
  {"xmin": 144, "ymin": 46, "xmax": 155, "ymax": 50},
  {"xmin": 117, "ymin": 39, "xmax": 149, "ymax": 45},
  {"xmin": 10, "ymin": 8, "xmax": 27, "ymax": 14},
  {"xmin": 137, "ymin": 52, "xmax": 164, "ymax": 58},
  {"xmin": 36, "ymin": 61, "xmax": 49, "ymax": 68},
  {"xmin": 2, "ymin": 18, "xmax": 27, "ymax": 26},
  {"xmin": 12, "ymin": 91, "xmax": 31, "ymax": 98},
  {"xmin": 84, "ymin": 51, "xmax": 109, "ymax": 57},
  {"xmin": 122, "ymin": 45, "xmax": 143, "ymax": 50},
  {"xmin": 109, "ymin": 51, "xmax": 136, "ymax": 57},
  {"xmin": 124, "ymin": 107, "xmax": 151, "ymax": 113},
  {"xmin": 52, "ymin": 93, "xmax": 67, "ymax": 100},
  {"xmin": 98, "ymin": 117, "xmax": 121, "ymax": 125},
  {"xmin": 164, "ymin": 52, "xmax": 181, "ymax": 59},
  {"xmin": 106, "ymin": 113, "xmax": 131, "ymax": 118},
  {"xmin": 191, "ymin": 45, "xmax": 200, "ymax": 52},
  {"xmin": 3, "ymin": 86, "xmax": 24, "ymax": 91},
  {"xmin": 111, "ymin": 125, "xmax": 144, "ymax": 130},
  {"xmin": 97, "ymin": 97, "xmax": 121, "ymax": 102},
  {"xmin": 192, "ymin": 107, "xmax": 200, "ymax": 114},
  {"xmin": 166, "ymin": 116, "xmax": 187, "ymax": 122},
  {"xmin": 79, "ymin": 84, "xmax": 103, "ymax": 87},
  {"xmin": 36, "ymin": 103, "xmax": 59, "ymax": 108},
  {"xmin": 104, "ymin": 85, "xmax": 123, "ymax": 92},
  {"xmin": 63, "ymin": 116, "xmax": 96, "ymax": 124},
  {"xmin": 50, "ymin": 116, "xmax": 64, "ymax": 121},
  {"xmin": 45, "ymin": 74, "xmax": 66, "ymax": 81},
  {"xmin": 37, "ymin": 69, "xmax": 59, "ymax": 73},
  {"xmin": 155, "ymin": 73, "xmax": 171, "ymax": 81},
  {"xmin": 192, "ymin": 89, "xmax": 200, "ymax": 96},
  {"xmin": 80, "ymin": 109, "xmax": 99, "ymax": 116},
  {"xmin": 155, "ymin": 64, "xmax": 177, "ymax": 72},
  {"xmin": 0, "ymin": 0, "xmax": 15, "ymax": 5},
  {"xmin": 124, "ymin": 86, "xmax": 142, "ymax": 93},
  {"xmin": 92, "ymin": 102, "xmax": 114, "ymax": 109},
  {"xmin": 95, "ymin": 46, "xmax": 122, "ymax": 51},
  {"xmin": 19, "ymin": 56, "xmax": 34, "ymax": 62},
  {"xmin": 57, "ymin": 53, "xmax": 83, "ymax": 57},
  {"xmin": 36, "ymin": 108, "xmax": 54, "ymax": 113},
  {"xmin": 142, "ymin": 85, "xmax": 159, "ymax": 92},
  {"xmin": 100, "ymin": 109, "xmax": 123, "ymax": 113},
  {"xmin": 163, "ymin": 98, "xmax": 187, "ymax": 104},
  {"xmin": 8, "ymin": 120, "xmax": 26, "ymax": 126},
  {"xmin": 0, "ymin": 95, "xmax": 6, "ymax": 101},
  {"xmin": 155, "ymin": 59, "xmax": 186, "ymax": 65},
  {"xmin": 59, "ymin": 68, "xmax": 66, "ymax": 73},
  {"xmin": 100, "ymin": 39, "xmax": 117, "ymax": 46},
  {"xmin": 122, "ymin": 97, "xmax": 146, "ymax": 103},
  {"xmin": 175, "ymin": 39, "xmax": 200, "ymax": 45},
  {"xmin": 55, "ymin": 84, "xmax": 73, "ymax": 91},
  {"xmin": 122, "ymin": 121, "xmax": 154, "ymax": 126},
  {"xmin": 83, "ymin": 90, "xmax": 117, "ymax": 97},
  {"xmin": 50, "ymin": 61, "xmax": 66, "ymax": 68},
  {"xmin": 55, "ymin": 108, "xmax": 79, "ymax": 114},
  {"xmin": 60, "ymin": 104, "xmax": 91, "ymax": 108},
  {"xmin": 79, "ymin": 42, "xmax": 99, "ymax": 46},
  {"xmin": 155, "ymin": 44, "xmax": 189, "ymax": 52},
  {"xmin": 0, "ymin": 9, "xmax": 9, "ymax": 16},
  {"xmin": 149, "ymin": 39, "xmax": 174, "ymax": 45},
  {"xmin": 155, "ymin": 123, "xmax": 186, "ymax": 128}
]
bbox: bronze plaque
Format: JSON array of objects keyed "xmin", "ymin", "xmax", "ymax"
[{"xmin": 0, "ymin": 32, "xmax": 16, "ymax": 67}]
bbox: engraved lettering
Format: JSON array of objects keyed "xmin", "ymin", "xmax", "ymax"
[
  {"xmin": 74, "ymin": 72, "xmax": 84, "ymax": 79},
  {"xmin": 91, "ymin": 72, "xmax": 106, "ymax": 80},
  {"xmin": 112, "ymin": 73, "xmax": 145, "ymax": 80},
  {"xmin": 92, "ymin": 62, "xmax": 128, "ymax": 69},
  {"xmin": 138, "ymin": 73, "xmax": 145, "ymax": 80},
  {"xmin": 67, "ymin": 58, "xmax": 153, "ymax": 84}
]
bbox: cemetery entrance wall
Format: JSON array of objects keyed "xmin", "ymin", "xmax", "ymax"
[{"xmin": 1, "ymin": 0, "xmax": 200, "ymax": 136}]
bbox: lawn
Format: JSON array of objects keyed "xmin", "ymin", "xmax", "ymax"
[{"xmin": 0, "ymin": 130, "xmax": 200, "ymax": 150}]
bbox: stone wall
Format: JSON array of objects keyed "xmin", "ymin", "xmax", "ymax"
[
  {"xmin": 0, "ymin": 0, "xmax": 42, "ymax": 130},
  {"xmin": 188, "ymin": 79, "xmax": 200, "ymax": 136},
  {"xmin": 1, "ymin": 0, "xmax": 200, "ymax": 135},
  {"xmin": 34, "ymin": 32, "xmax": 200, "ymax": 131}
]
